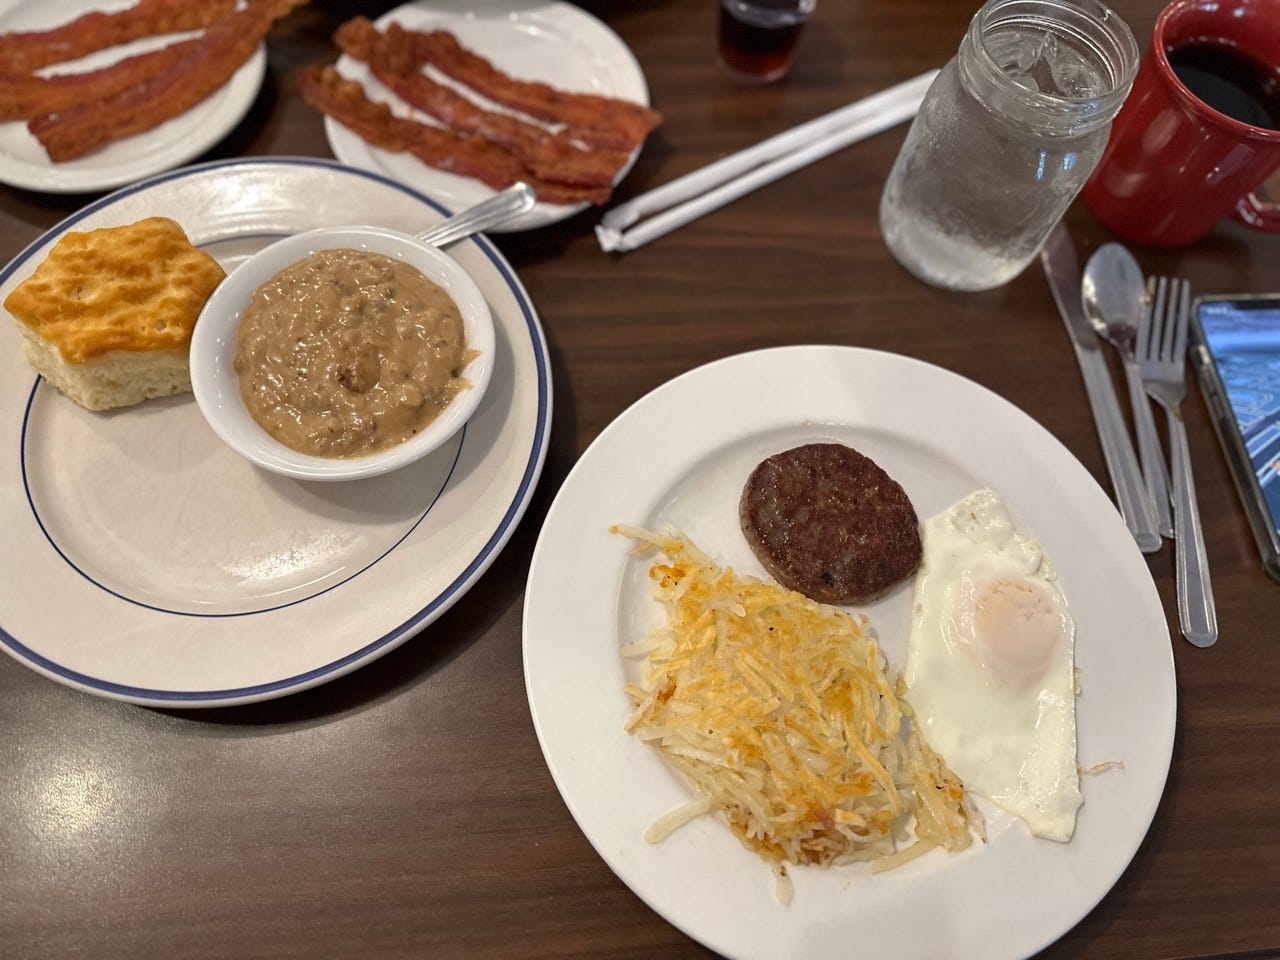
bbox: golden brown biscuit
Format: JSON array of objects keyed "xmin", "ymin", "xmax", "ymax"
[
  {"xmin": 4, "ymin": 217, "xmax": 225, "ymax": 410},
  {"xmin": 5, "ymin": 216, "xmax": 225, "ymax": 362}
]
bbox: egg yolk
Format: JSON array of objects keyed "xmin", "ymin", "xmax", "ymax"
[{"xmin": 963, "ymin": 575, "xmax": 1063, "ymax": 688}]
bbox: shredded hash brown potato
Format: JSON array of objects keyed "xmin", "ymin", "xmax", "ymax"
[{"xmin": 615, "ymin": 525, "xmax": 981, "ymax": 892}]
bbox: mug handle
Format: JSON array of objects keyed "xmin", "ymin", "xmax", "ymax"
[{"xmin": 1234, "ymin": 192, "xmax": 1280, "ymax": 232}]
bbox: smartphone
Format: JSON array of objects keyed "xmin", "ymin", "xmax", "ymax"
[{"xmin": 1190, "ymin": 294, "xmax": 1280, "ymax": 583}]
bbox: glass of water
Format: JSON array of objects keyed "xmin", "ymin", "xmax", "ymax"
[{"xmin": 879, "ymin": 0, "xmax": 1138, "ymax": 291}]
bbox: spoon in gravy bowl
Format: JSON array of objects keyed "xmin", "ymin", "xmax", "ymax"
[
  {"xmin": 414, "ymin": 182, "xmax": 536, "ymax": 246},
  {"xmin": 189, "ymin": 183, "xmax": 536, "ymax": 482}
]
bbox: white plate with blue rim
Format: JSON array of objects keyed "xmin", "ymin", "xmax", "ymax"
[
  {"xmin": 0, "ymin": 157, "xmax": 551, "ymax": 706},
  {"xmin": 523, "ymin": 346, "xmax": 1175, "ymax": 960},
  {"xmin": 0, "ymin": 0, "xmax": 266, "ymax": 194}
]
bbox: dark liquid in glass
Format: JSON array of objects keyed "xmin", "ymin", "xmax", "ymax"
[
  {"xmin": 1168, "ymin": 39, "xmax": 1280, "ymax": 131},
  {"xmin": 718, "ymin": 0, "xmax": 807, "ymax": 83}
]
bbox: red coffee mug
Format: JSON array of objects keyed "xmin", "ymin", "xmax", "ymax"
[{"xmin": 1082, "ymin": 0, "xmax": 1280, "ymax": 247}]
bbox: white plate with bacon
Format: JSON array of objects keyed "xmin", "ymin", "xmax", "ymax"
[
  {"xmin": 319, "ymin": 0, "xmax": 657, "ymax": 232},
  {"xmin": 0, "ymin": 0, "xmax": 287, "ymax": 194},
  {"xmin": 523, "ymin": 346, "xmax": 1176, "ymax": 960}
]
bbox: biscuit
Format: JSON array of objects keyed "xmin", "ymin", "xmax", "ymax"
[{"xmin": 4, "ymin": 216, "xmax": 225, "ymax": 410}]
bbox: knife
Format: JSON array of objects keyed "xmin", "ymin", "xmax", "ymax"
[{"xmin": 1041, "ymin": 224, "xmax": 1161, "ymax": 554}]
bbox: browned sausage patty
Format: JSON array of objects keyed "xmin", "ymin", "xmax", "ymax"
[{"xmin": 739, "ymin": 443, "xmax": 922, "ymax": 604}]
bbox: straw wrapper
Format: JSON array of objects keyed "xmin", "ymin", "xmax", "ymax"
[{"xmin": 596, "ymin": 70, "xmax": 939, "ymax": 253}]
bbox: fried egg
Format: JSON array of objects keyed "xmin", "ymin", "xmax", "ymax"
[{"xmin": 904, "ymin": 489, "xmax": 1082, "ymax": 841}]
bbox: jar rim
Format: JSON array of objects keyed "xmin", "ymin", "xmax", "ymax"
[{"xmin": 963, "ymin": 0, "xmax": 1140, "ymax": 130}]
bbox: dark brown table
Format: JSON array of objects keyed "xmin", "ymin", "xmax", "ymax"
[{"xmin": 2, "ymin": 2, "xmax": 1277, "ymax": 958}]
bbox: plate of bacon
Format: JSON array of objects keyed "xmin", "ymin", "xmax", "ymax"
[
  {"xmin": 304, "ymin": 1, "xmax": 661, "ymax": 232},
  {"xmin": 0, "ymin": 0, "xmax": 301, "ymax": 194}
]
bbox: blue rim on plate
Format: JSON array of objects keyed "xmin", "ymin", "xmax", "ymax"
[{"xmin": 0, "ymin": 157, "xmax": 551, "ymax": 704}]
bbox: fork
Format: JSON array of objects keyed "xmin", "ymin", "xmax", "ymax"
[{"xmin": 1137, "ymin": 277, "xmax": 1218, "ymax": 648}]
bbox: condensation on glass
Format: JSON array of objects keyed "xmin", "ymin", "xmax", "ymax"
[{"xmin": 880, "ymin": 0, "xmax": 1138, "ymax": 291}]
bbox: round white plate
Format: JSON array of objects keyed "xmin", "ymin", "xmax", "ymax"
[
  {"xmin": 524, "ymin": 346, "xmax": 1175, "ymax": 960},
  {"xmin": 325, "ymin": 0, "xmax": 650, "ymax": 233},
  {"xmin": 0, "ymin": 0, "xmax": 265, "ymax": 194},
  {"xmin": 0, "ymin": 157, "xmax": 551, "ymax": 707}
]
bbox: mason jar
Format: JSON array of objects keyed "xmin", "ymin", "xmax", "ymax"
[{"xmin": 879, "ymin": 0, "xmax": 1139, "ymax": 291}]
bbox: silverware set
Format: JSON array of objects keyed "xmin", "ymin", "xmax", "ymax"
[
  {"xmin": 1041, "ymin": 225, "xmax": 1218, "ymax": 648},
  {"xmin": 1042, "ymin": 226, "xmax": 1160, "ymax": 552}
]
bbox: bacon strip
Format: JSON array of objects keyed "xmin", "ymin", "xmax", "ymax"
[
  {"xmin": 297, "ymin": 65, "xmax": 610, "ymax": 206},
  {"xmin": 0, "ymin": 38, "xmax": 198, "ymax": 122},
  {"xmin": 0, "ymin": 0, "xmax": 236, "ymax": 75},
  {"xmin": 29, "ymin": 0, "xmax": 307, "ymax": 162},
  {"xmin": 334, "ymin": 18, "xmax": 630, "ymax": 189},
  {"xmin": 393, "ymin": 26, "xmax": 662, "ymax": 152}
]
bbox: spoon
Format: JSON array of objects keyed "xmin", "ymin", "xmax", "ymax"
[
  {"xmin": 417, "ymin": 181, "xmax": 536, "ymax": 246},
  {"xmin": 1082, "ymin": 244, "xmax": 1174, "ymax": 539}
]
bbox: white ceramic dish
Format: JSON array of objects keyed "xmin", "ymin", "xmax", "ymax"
[
  {"xmin": 191, "ymin": 226, "xmax": 495, "ymax": 482},
  {"xmin": 0, "ymin": 158, "xmax": 550, "ymax": 706},
  {"xmin": 0, "ymin": 0, "xmax": 265, "ymax": 194},
  {"xmin": 523, "ymin": 346, "xmax": 1175, "ymax": 960},
  {"xmin": 325, "ymin": 0, "xmax": 651, "ymax": 232}
]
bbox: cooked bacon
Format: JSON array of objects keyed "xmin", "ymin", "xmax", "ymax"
[
  {"xmin": 0, "ymin": 0, "xmax": 236, "ymax": 74},
  {"xmin": 29, "ymin": 0, "xmax": 307, "ymax": 162},
  {"xmin": 298, "ymin": 66, "xmax": 412, "ymax": 150},
  {"xmin": 393, "ymin": 25, "xmax": 662, "ymax": 152},
  {"xmin": 334, "ymin": 18, "xmax": 630, "ymax": 189},
  {"xmin": 297, "ymin": 65, "xmax": 610, "ymax": 206},
  {"xmin": 0, "ymin": 38, "xmax": 198, "ymax": 122},
  {"xmin": 331, "ymin": 17, "xmax": 382, "ymax": 62}
]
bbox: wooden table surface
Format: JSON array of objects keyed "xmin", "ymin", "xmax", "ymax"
[{"xmin": 2, "ymin": 2, "xmax": 1277, "ymax": 958}]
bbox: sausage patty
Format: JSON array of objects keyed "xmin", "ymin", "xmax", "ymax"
[{"xmin": 739, "ymin": 443, "xmax": 922, "ymax": 604}]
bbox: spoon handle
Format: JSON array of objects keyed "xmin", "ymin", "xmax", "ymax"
[
  {"xmin": 1167, "ymin": 407, "xmax": 1218, "ymax": 647},
  {"xmin": 1078, "ymin": 346, "xmax": 1161, "ymax": 553},
  {"xmin": 1122, "ymin": 356, "xmax": 1173, "ymax": 538},
  {"xmin": 417, "ymin": 182, "xmax": 537, "ymax": 247}
]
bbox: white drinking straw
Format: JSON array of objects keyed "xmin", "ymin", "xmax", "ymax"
[{"xmin": 596, "ymin": 70, "xmax": 939, "ymax": 254}]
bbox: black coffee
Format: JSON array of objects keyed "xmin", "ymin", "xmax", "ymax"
[{"xmin": 1167, "ymin": 39, "xmax": 1280, "ymax": 130}]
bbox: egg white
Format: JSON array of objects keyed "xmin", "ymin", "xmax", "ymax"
[{"xmin": 904, "ymin": 488, "xmax": 1082, "ymax": 842}]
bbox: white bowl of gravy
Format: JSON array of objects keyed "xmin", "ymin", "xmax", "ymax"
[{"xmin": 190, "ymin": 226, "xmax": 494, "ymax": 482}]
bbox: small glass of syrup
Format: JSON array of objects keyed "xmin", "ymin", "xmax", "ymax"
[{"xmin": 717, "ymin": 0, "xmax": 816, "ymax": 84}]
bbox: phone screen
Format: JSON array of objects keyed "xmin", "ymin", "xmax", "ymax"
[{"xmin": 1195, "ymin": 297, "xmax": 1280, "ymax": 535}]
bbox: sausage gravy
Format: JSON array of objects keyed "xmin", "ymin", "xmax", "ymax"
[{"xmin": 233, "ymin": 248, "xmax": 470, "ymax": 458}]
